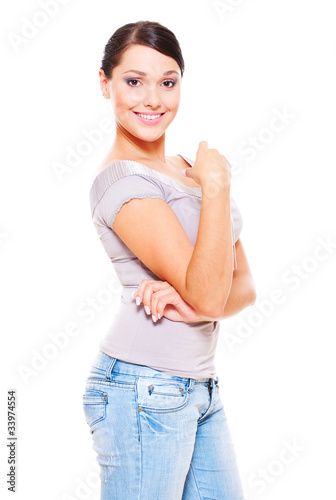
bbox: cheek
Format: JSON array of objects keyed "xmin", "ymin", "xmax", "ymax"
[
  {"xmin": 111, "ymin": 85, "xmax": 142, "ymax": 112},
  {"xmin": 164, "ymin": 90, "xmax": 180, "ymax": 111},
  {"xmin": 127, "ymin": 88, "xmax": 146, "ymax": 106}
]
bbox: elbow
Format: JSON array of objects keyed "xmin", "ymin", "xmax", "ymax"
[
  {"xmin": 197, "ymin": 300, "xmax": 228, "ymax": 319},
  {"xmin": 195, "ymin": 288, "xmax": 232, "ymax": 318},
  {"xmin": 249, "ymin": 289, "xmax": 257, "ymax": 306},
  {"xmin": 184, "ymin": 285, "xmax": 230, "ymax": 319}
]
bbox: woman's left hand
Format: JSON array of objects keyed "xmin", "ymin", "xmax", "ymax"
[{"xmin": 132, "ymin": 279, "xmax": 202, "ymax": 323}]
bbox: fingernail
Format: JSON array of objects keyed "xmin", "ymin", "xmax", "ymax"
[
  {"xmin": 152, "ymin": 314, "xmax": 157, "ymax": 322},
  {"xmin": 157, "ymin": 313, "xmax": 161, "ymax": 319},
  {"xmin": 136, "ymin": 296, "xmax": 141, "ymax": 305},
  {"xmin": 181, "ymin": 169, "xmax": 186, "ymax": 176},
  {"xmin": 144, "ymin": 305, "xmax": 151, "ymax": 315}
]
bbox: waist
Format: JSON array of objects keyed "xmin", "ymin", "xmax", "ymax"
[{"xmin": 89, "ymin": 349, "xmax": 219, "ymax": 385}]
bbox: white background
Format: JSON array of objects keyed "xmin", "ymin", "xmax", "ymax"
[{"xmin": 1, "ymin": 0, "xmax": 335, "ymax": 498}]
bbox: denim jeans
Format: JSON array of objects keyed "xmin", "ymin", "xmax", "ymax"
[{"xmin": 82, "ymin": 349, "xmax": 246, "ymax": 500}]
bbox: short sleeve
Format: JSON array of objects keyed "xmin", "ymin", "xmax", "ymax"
[{"xmin": 94, "ymin": 174, "xmax": 166, "ymax": 232}]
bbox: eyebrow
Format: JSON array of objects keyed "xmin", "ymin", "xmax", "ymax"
[{"xmin": 122, "ymin": 69, "xmax": 180, "ymax": 76}]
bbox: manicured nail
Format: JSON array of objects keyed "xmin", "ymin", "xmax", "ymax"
[
  {"xmin": 181, "ymin": 169, "xmax": 186, "ymax": 176},
  {"xmin": 157, "ymin": 313, "xmax": 161, "ymax": 319},
  {"xmin": 136, "ymin": 296, "xmax": 141, "ymax": 305},
  {"xmin": 152, "ymin": 314, "xmax": 157, "ymax": 322},
  {"xmin": 144, "ymin": 305, "xmax": 151, "ymax": 315}
]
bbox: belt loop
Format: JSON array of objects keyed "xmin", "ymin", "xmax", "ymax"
[
  {"xmin": 105, "ymin": 357, "xmax": 117, "ymax": 380},
  {"xmin": 210, "ymin": 377, "xmax": 218, "ymax": 390},
  {"xmin": 187, "ymin": 379, "xmax": 195, "ymax": 393}
]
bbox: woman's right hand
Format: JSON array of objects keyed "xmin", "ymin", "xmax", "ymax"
[
  {"xmin": 132, "ymin": 279, "xmax": 204, "ymax": 323},
  {"xmin": 183, "ymin": 141, "xmax": 231, "ymax": 191}
]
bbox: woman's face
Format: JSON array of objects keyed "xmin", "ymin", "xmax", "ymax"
[{"xmin": 101, "ymin": 44, "xmax": 182, "ymax": 142}]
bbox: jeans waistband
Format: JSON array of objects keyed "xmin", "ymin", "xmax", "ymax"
[{"xmin": 91, "ymin": 350, "xmax": 219, "ymax": 388}]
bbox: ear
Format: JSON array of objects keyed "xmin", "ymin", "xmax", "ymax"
[{"xmin": 99, "ymin": 69, "xmax": 110, "ymax": 99}]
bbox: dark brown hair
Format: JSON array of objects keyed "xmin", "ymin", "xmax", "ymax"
[{"xmin": 100, "ymin": 20, "xmax": 185, "ymax": 80}]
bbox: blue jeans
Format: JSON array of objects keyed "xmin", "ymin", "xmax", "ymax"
[{"xmin": 82, "ymin": 349, "xmax": 246, "ymax": 500}]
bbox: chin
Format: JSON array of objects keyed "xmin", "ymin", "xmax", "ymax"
[
  {"xmin": 135, "ymin": 131, "xmax": 166, "ymax": 142},
  {"xmin": 128, "ymin": 124, "xmax": 168, "ymax": 141}
]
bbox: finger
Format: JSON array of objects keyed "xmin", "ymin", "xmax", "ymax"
[
  {"xmin": 131, "ymin": 289, "xmax": 140, "ymax": 305},
  {"xmin": 155, "ymin": 292, "xmax": 182, "ymax": 321},
  {"xmin": 198, "ymin": 140, "xmax": 208, "ymax": 149},
  {"xmin": 142, "ymin": 281, "xmax": 170, "ymax": 319},
  {"xmin": 150, "ymin": 289, "xmax": 168, "ymax": 320},
  {"xmin": 150, "ymin": 284, "xmax": 172, "ymax": 321},
  {"xmin": 182, "ymin": 167, "xmax": 192, "ymax": 177},
  {"xmin": 133, "ymin": 279, "xmax": 156, "ymax": 306},
  {"xmin": 151, "ymin": 286, "xmax": 177, "ymax": 321},
  {"xmin": 140, "ymin": 281, "xmax": 155, "ymax": 315}
]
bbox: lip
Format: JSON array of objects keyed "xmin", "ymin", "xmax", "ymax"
[{"xmin": 133, "ymin": 111, "xmax": 166, "ymax": 125}]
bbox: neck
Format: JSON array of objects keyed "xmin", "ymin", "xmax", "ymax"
[{"xmin": 110, "ymin": 122, "xmax": 167, "ymax": 163}]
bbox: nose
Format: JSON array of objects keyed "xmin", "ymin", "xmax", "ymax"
[{"xmin": 143, "ymin": 87, "xmax": 161, "ymax": 109}]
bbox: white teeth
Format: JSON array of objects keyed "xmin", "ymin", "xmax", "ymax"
[{"xmin": 136, "ymin": 113, "xmax": 162, "ymax": 120}]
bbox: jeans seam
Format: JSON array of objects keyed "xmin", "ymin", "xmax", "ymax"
[
  {"xmin": 138, "ymin": 377, "xmax": 142, "ymax": 500},
  {"xmin": 189, "ymin": 462, "xmax": 203, "ymax": 499}
]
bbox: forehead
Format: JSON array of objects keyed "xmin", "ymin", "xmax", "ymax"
[{"xmin": 117, "ymin": 44, "xmax": 180, "ymax": 75}]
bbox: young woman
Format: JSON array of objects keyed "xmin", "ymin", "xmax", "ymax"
[{"xmin": 83, "ymin": 20, "xmax": 256, "ymax": 500}]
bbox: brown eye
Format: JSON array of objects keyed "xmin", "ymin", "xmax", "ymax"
[
  {"xmin": 162, "ymin": 80, "xmax": 176, "ymax": 88},
  {"xmin": 126, "ymin": 79, "xmax": 140, "ymax": 86}
]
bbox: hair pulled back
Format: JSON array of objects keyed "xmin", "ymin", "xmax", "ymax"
[{"xmin": 101, "ymin": 20, "xmax": 185, "ymax": 79}]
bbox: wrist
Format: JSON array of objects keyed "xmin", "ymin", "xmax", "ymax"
[
  {"xmin": 200, "ymin": 175, "xmax": 230, "ymax": 194},
  {"xmin": 193, "ymin": 311, "xmax": 219, "ymax": 322}
]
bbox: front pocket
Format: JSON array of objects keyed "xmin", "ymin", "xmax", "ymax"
[
  {"xmin": 136, "ymin": 378, "xmax": 189, "ymax": 413},
  {"xmin": 149, "ymin": 383, "xmax": 186, "ymax": 397},
  {"xmin": 82, "ymin": 389, "xmax": 108, "ymax": 428}
]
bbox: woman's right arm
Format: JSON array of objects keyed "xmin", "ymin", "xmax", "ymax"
[{"xmin": 113, "ymin": 141, "xmax": 233, "ymax": 318}]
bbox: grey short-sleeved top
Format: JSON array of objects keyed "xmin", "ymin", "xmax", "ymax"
[{"xmin": 89, "ymin": 154, "xmax": 243, "ymax": 379}]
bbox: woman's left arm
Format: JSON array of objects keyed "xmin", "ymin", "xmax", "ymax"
[
  {"xmin": 134, "ymin": 239, "xmax": 257, "ymax": 322},
  {"xmin": 203, "ymin": 238, "xmax": 257, "ymax": 320}
]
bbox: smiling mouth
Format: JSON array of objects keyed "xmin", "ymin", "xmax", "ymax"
[{"xmin": 133, "ymin": 112, "xmax": 165, "ymax": 120}]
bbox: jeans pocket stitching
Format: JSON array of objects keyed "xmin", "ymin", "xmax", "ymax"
[
  {"xmin": 82, "ymin": 389, "xmax": 108, "ymax": 428},
  {"xmin": 137, "ymin": 379, "xmax": 190, "ymax": 413}
]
